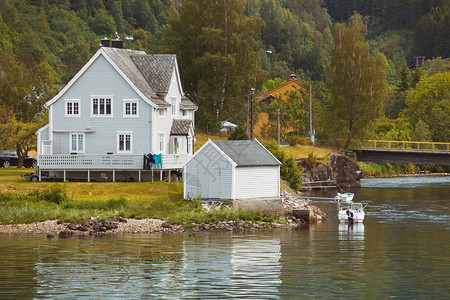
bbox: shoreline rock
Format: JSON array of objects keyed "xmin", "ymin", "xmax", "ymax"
[{"xmin": 0, "ymin": 191, "xmax": 326, "ymax": 237}]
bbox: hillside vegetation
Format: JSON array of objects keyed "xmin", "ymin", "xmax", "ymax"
[{"xmin": 0, "ymin": 0, "xmax": 448, "ymax": 165}]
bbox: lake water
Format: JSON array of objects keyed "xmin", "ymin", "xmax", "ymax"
[{"xmin": 0, "ymin": 177, "xmax": 449, "ymax": 299}]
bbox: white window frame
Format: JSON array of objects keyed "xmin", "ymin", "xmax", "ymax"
[
  {"xmin": 159, "ymin": 133, "xmax": 165, "ymax": 153},
  {"xmin": 171, "ymin": 96, "xmax": 177, "ymax": 116},
  {"xmin": 69, "ymin": 132, "xmax": 85, "ymax": 154},
  {"xmin": 158, "ymin": 108, "xmax": 166, "ymax": 117},
  {"xmin": 187, "ymin": 136, "xmax": 193, "ymax": 154},
  {"xmin": 65, "ymin": 100, "xmax": 81, "ymax": 118},
  {"xmin": 182, "ymin": 109, "xmax": 188, "ymax": 117},
  {"xmin": 117, "ymin": 131, "xmax": 133, "ymax": 154},
  {"xmin": 123, "ymin": 99, "xmax": 139, "ymax": 118},
  {"xmin": 91, "ymin": 95, "xmax": 113, "ymax": 117}
]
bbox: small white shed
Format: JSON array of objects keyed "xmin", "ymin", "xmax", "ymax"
[{"xmin": 183, "ymin": 139, "xmax": 281, "ymax": 200}]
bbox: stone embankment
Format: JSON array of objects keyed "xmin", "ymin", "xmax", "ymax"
[{"xmin": 0, "ymin": 191, "xmax": 326, "ymax": 237}]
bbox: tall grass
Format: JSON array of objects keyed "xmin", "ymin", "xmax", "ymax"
[
  {"xmin": 359, "ymin": 162, "xmax": 418, "ymax": 177},
  {"xmin": 0, "ymin": 185, "xmax": 280, "ymax": 226}
]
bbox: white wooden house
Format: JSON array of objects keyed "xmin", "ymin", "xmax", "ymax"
[
  {"xmin": 183, "ymin": 139, "xmax": 281, "ymax": 200},
  {"xmin": 36, "ymin": 43, "xmax": 197, "ymax": 182}
]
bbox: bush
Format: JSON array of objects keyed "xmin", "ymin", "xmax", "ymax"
[
  {"xmin": 305, "ymin": 152, "xmax": 318, "ymax": 170},
  {"xmin": 262, "ymin": 140, "xmax": 303, "ymax": 190},
  {"xmin": 28, "ymin": 185, "xmax": 67, "ymax": 204},
  {"xmin": 228, "ymin": 126, "xmax": 248, "ymax": 140}
]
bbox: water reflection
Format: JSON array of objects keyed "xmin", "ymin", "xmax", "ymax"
[{"xmin": 26, "ymin": 234, "xmax": 283, "ymax": 299}]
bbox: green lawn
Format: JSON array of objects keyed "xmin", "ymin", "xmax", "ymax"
[{"xmin": 0, "ymin": 168, "xmax": 278, "ymax": 225}]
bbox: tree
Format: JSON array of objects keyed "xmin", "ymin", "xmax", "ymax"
[
  {"xmin": 330, "ymin": 13, "xmax": 388, "ymax": 146},
  {"xmin": 162, "ymin": 0, "xmax": 264, "ymax": 124},
  {"xmin": 263, "ymin": 88, "xmax": 307, "ymax": 142},
  {"xmin": 401, "ymin": 72, "xmax": 449, "ymax": 142},
  {"xmin": 0, "ymin": 106, "xmax": 44, "ymax": 168}
]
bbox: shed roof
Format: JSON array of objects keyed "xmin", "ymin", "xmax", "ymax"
[{"xmin": 212, "ymin": 140, "xmax": 281, "ymax": 167}]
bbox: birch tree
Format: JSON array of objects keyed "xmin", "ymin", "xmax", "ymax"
[{"xmin": 330, "ymin": 13, "xmax": 387, "ymax": 146}]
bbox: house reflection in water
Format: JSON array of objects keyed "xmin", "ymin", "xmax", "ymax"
[{"xmin": 180, "ymin": 234, "xmax": 282, "ymax": 298}]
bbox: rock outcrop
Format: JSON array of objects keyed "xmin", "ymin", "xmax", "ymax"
[{"xmin": 300, "ymin": 152, "xmax": 363, "ymax": 189}]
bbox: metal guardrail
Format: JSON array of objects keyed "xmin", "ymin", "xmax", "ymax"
[{"xmin": 362, "ymin": 140, "xmax": 450, "ymax": 152}]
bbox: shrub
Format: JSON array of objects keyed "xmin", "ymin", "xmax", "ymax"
[
  {"xmin": 262, "ymin": 140, "xmax": 303, "ymax": 190},
  {"xmin": 228, "ymin": 126, "xmax": 248, "ymax": 140},
  {"xmin": 28, "ymin": 185, "xmax": 67, "ymax": 204},
  {"xmin": 305, "ymin": 152, "xmax": 318, "ymax": 170}
]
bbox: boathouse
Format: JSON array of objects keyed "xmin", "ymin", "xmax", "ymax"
[{"xmin": 183, "ymin": 139, "xmax": 282, "ymax": 204}]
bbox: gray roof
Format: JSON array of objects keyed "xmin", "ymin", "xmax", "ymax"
[
  {"xmin": 213, "ymin": 140, "xmax": 281, "ymax": 167},
  {"xmin": 171, "ymin": 119, "xmax": 192, "ymax": 135},
  {"xmin": 181, "ymin": 98, "xmax": 197, "ymax": 109},
  {"xmin": 102, "ymin": 47, "xmax": 175, "ymax": 107}
]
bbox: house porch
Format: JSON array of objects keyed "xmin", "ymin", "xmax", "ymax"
[{"xmin": 37, "ymin": 153, "xmax": 190, "ymax": 182}]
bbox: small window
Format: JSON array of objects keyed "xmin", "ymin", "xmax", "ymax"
[
  {"xmin": 117, "ymin": 132, "xmax": 132, "ymax": 154},
  {"xmin": 182, "ymin": 109, "xmax": 188, "ymax": 117},
  {"xmin": 158, "ymin": 108, "xmax": 166, "ymax": 117},
  {"xmin": 171, "ymin": 97, "xmax": 177, "ymax": 116},
  {"xmin": 70, "ymin": 133, "xmax": 84, "ymax": 153},
  {"xmin": 159, "ymin": 133, "xmax": 165, "ymax": 153},
  {"xmin": 123, "ymin": 100, "xmax": 139, "ymax": 118},
  {"xmin": 65, "ymin": 100, "xmax": 80, "ymax": 117},
  {"xmin": 187, "ymin": 136, "xmax": 193, "ymax": 154},
  {"xmin": 92, "ymin": 96, "xmax": 113, "ymax": 117}
]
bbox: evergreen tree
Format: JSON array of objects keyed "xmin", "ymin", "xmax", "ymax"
[{"xmin": 162, "ymin": 0, "xmax": 264, "ymax": 124}]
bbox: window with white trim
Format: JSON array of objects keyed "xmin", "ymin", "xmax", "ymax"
[
  {"xmin": 187, "ymin": 136, "xmax": 192, "ymax": 154},
  {"xmin": 91, "ymin": 96, "xmax": 113, "ymax": 117},
  {"xmin": 159, "ymin": 133, "xmax": 165, "ymax": 153},
  {"xmin": 182, "ymin": 109, "xmax": 188, "ymax": 117},
  {"xmin": 70, "ymin": 133, "xmax": 84, "ymax": 153},
  {"xmin": 65, "ymin": 100, "xmax": 80, "ymax": 117},
  {"xmin": 117, "ymin": 132, "xmax": 132, "ymax": 154},
  {"xmin": 171, "ymin": 97, "xmax": 177, "ymax": 116},
  {"xmin": 158, "ymin": 108, "xmax": 166, "ymax": 117},
  {"xmin": 123, "ymin": 100, "xmax": 138, "ymax": 118}
]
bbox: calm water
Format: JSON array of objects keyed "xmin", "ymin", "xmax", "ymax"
[{"xmin": 0, "ymin": 177, "xmax": 449, "ymax": 299}]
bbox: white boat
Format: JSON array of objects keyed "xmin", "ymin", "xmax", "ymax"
[
  {"xmin": 334, "ymin": 192, "xmax": 354, "ymax": 202},
  {"xmin": 338, "ymin": 202, "xmax": 367, "ymax": 223}
]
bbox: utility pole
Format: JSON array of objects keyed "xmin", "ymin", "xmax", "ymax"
[
  {"xmin": 309, "ymin": 85, "xmax": 314, "ymax": 145},
  {"xmin": 277, "ymin": 109, "xmax": 280, "ymax": 147},
  {"xmin": 246, "ymin": 93, "xmax": 250, "ymax": 136},
  {"xmin": 250, "ymin": 88, "xmax": 255, "ymax": 139}
]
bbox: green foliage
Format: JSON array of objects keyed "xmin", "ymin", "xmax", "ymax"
[
  {"xmin": 262, "ymin": 140, "xmax": 303, "ymax": 191},
  {"xmin": 162, "ymin": 0, "xmax": 264, "ymax": 123},
  {"xmin": 228, "ymin": 127, "xmax": 249, "ymax": 140},
  {"xmin": 359, "ymin": 162, "xmax": 417, "ymax": 177},
  {"xmin": 401, "ymin": 72, "xmax": 449, "ymax": 142},
  {"xmin": 28, "ymin": 184, "xmax": 67, "ymax": 204},
  {"xmin": 413, "ymin": 2, "xmax": 449, "ymax": 59},
  {"xmin": 374, "ymin": 117, "xmax": 411, "ymax": 141},
  {"xmin": 330, "ymin": 13, "xmax": 388, "ymax": 146},
  {"xmin": 305, "ymin": 152, "xmax": 318, "ymax": 171},
  {"xmin": 263, "ymin": 89, "xmax": 307, "ymax": 141}
]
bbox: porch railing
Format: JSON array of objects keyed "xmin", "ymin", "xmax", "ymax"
[{"xmin": 38, "ymin": 153, "xmax": 191, "ymax": 170}]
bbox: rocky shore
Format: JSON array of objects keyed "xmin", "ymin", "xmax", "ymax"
[{"xmin": 0, "ymin": 191, "xmax": 325, "ymax": 237}]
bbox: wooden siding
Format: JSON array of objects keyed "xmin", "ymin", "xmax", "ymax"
[
  {"xmin": 184, "ymin": 143, "xmax": 233, "ymax": 200},
  {"xmin": 234, "ymin": 166, "xmax": 280, "ymax": 199},
  {"xmin": 51, "ymin": 55, "xmax": 153, "ymax": 155}
]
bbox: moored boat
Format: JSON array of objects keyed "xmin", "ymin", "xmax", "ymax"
[
  {"xmin": 334, "ymin": 192, "xmax": 354, "ymax": 202},
  {"xmin": 338, "ymin": 202, "xmax": 367, "ymax": 223}
]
